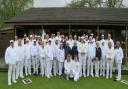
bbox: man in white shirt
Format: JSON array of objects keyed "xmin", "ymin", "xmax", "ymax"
[
  {"xmin": 30, "ymin": 40, "xmax": 39, "ymax": 75},
  {"xmin": 100, "ymin": 34, "xmax": 106, "ymax": 77},
  {"xmin": 87, "ymin": 36, "xmax": 96, "ymax": 77},
  {"xmin": 16, "ymin": 39, "xmax": 25, "ymax": 79},
  {"xmin": 24, "ymin": 38, "xmax": 31, "ymax": 76},
  {"xmin": 45, "ymin": 40, "xmax": 53, "ymax": 78},
  {"xmin": 78, "ymin": 36, "xmax": 88, "ymax": 77},
  {"xmin": 5, "ymin": 40, "xmax": 17, "ymax": 85}
]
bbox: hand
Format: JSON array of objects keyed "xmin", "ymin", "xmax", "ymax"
[{"xmin": 108, "ymin": 58, "xmax": 111, "ymax": 60}]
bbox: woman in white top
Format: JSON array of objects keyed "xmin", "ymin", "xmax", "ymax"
[
  {"xmin": 106, "ymin": 41, "xmax": 115, "ymax": 79},
  {"xmin": 71, "ymin": 54, "xmax": 80, "ymax": 82},
  {"xmin": 57, "ymin": 43, "xmax": 65, "ymax": 76},
  {"xmin": 115, "ymin": 41, "xmax": 124, "ymax": 80},
  {"xmin": 64, "ymin": 54, "xmax": 72, "ymax": 80}
]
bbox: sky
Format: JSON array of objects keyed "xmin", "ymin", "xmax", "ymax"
[{"xmin": 33, "ymin": 0, "xmax": 128, "ymax": 7}]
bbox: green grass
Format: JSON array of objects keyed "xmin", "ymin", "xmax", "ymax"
[{"xmin": 0, "ymin": 72, "xmax": 128, "ymax": 89}]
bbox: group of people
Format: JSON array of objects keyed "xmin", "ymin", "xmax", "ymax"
[{"xmin": 5, "ymin": 32, "xmax": 124, "ymax": 85}]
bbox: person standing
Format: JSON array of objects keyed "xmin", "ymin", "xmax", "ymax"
[
  {"xmin": 24, "ymin": 38, "xmax": 31, "ymax": 76},
  {"xmin": 115, "ymin": 41, "xmax": 124, "ymax": 80},
  {"xmin": 57, "ymin": 43, "xmax": 65, "ymax": 76},
  {"xmin": 87, "ymin": 36, "xmax": 96, "ymax": 77},
  {"xmin": 30, "ymin": 40, "xmax": 39, "ymax": 75},
  {"xmin": 78, "ymin": 36, "xmax": 88, "ymax": 77},
  {"xmin": 106, "ymin": 41, "xmax": 115, "ymax": 79},
  {"xmin": 45, "ymin": 40, "xmax": 53, "ymax": 78},
  {"xmin": 16, "ymin": 39, "xmax": 24, "ymax": 79},
  {"xmin": 38, "ymin": 41, "xmax": 46, "ymax": 77},
  {"xmin": 5, "ymin": 40, "xmax": 17, "ymax": 85},
  {"xmin": 94, "ymin": 42, "xmax": 101, "ymax": 77},
  {"xmin": 100, "ymin": 34, "xmax": 106, "ymax": 77}
]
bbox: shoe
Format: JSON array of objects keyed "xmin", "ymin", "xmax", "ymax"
[
  {"xmin": 13, "ymin": 80, "xmax": 17, "ymax": 83},
  {"xmin": 106, "ymin": 76, "xmax": 108, "ymax": 79},
  {"xmin": 20, "ymin": 76, "xmax": 24, "ymax": 78},
  {"xmin": 8, "ymin": 82, "xmax": 12, "ymax": 86}
]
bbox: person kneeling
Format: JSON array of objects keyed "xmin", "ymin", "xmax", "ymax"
[
  {"xmin": 71, "ymin": 54, "xmax": 80, "ymax": 82},
  {"xmin": 64, "ymin": 54, "xmax": 72, "ymax": 80}
]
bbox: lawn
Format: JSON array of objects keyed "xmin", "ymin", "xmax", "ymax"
[{"xmin": 0, "ymin": 72, "xmax": 128, "ymax": 89}]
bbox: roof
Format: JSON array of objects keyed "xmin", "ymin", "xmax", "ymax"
[{"xmin": 5, "ymin": 7, "xmax": 128, "ymax": 25}]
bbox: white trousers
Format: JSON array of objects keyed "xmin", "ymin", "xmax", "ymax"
[
  {"xmin": 58, "ymin": 61, "xmax": 63, "ymax": 76},
  {"xmin": 100, "ymin": 56, "xmax": 106, "ymax": 76},
  {"xmin": 45, "ymin": 58, "xmax": 51, "ymax": 78},
  {"xmin": 8, "ymin": 64, "xmax": 16, "ymax": 85},
  {"xmin": 16, "ymin": 60, "xmax": 24, "ymax": 79},
  {"xmin": 87, "ymin": 57, "xmax": 93, "ymax": 76},
  {"xmin": 116, "ymin": 63, "xmax": 122, "ymax": 80},
  {"xmin": 94, "ymin": 61, "xmax": 99, "ymax": 77},
  {"xmin": 106, "ymin": 61, "xmax": 113, "ymax": 78},
  {"xmin": 40, "ymin": 58, "xmax": 45, "ymax": 77},
  {"xmin": 53, "ymin": 57, "xmax": 57, "ymax": 76},
  {"xmin": 79, "ymin": 54, "xmax": 87, "ymax": 76},
  {"xmin": 72, "ymin": 71, "xmax": 79, "ymax": 81},
  {"xmin": 25, "ymin": 59, "xmax": 31, "ymax": 76},
  {"xmin": 32, "ymin": 56, "xmax": 39, "ymax": 74}
]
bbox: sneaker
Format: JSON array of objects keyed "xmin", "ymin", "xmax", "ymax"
[
  {"xmin": 8, "ymin": 82, "xmax": 12, "ymax": 86},
  {"xmin": 13, "ymin": 80, "xmax": 17, "ymax": 83}
]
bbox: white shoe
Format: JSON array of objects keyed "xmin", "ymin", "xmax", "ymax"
[
  {"xmin": 20, "ymin": 76, "xmax": 24, "ymax": 78},
  {"xmin": 13, "ymin": 80, "xmax": 17, "ymax": 83},
  {"xmin": 8, "ymin": 82, "xmax": 12, "ymax": 86},
  {"xmin": 106, "ymin": 76, "xmax": 108, "ymax": 79},
  {"xmin": 116, "ymin": 78, "xmax": 121, "ymax": 81}
]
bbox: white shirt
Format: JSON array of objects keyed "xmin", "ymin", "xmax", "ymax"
[
  {"xmin": 45, "ymin": 44, "xmax": 53, "ymax": 60},
  {"xmin": 24, "ymin": 43, "xmax": 31, "ymax": 59},
  {"xmin": 57, "ymin": 48, "xmax": 65, "ymax": 62},
  {"xmin": 67, "ymin": 39, "xmax": 74, "ymax": 49},
  {"xmin": 30, "ymin": 45, "xmax": 38, "ymax": 57},
  {"xmin": 16, "ymin": 46, "xmax": 24, "ymax": 61},
  {"xmin": 5, "ymin": 46, "xmax": 17, "ymax": 64},
  {"xmin": 115, "ymin": 47, "xmax": 124, "ymax": 63},
  {"xmin": 106, "ymin": 47, "xmax": 115, "ymax": 63},
  {"xmin": 87, "ymin": 42, "xmax": 96, "ymax": 59},
  {"xmin": 71, "ymin": 60, "xmax": 80, "ymax": 74},
  {"xmin": 38, "ymin": 45, "xmax": 46, "ymax": 59},
  {"xmin": 64, "ymin": 60, "xmax": 72, "ymax": 72}
]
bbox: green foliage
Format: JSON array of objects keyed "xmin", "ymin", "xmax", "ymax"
[
  {"xmin": 67, "ymin": 0, "xmax": 125, "ymax": 8},
  {"xmin": 0, "ymin": 0, "xmax": 33, "ymax": 28}
]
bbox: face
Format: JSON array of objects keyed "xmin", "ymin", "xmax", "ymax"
[
  {"xmin": 34, "ymin": 41, "xmax": 36, "ymax": 45},
  {"xmin": 96, "ymin": 43, "xmax": 100, "ymax": 47},
  {"xmin": 10, "ymin": 42, "xmax": 14, "ymax": 48},
  {"xmin": 116, "ymin": 42, "xmax": 120, "ymax": 48},
  {"xmin": 74, "ymin": 56, "xmax": 78, "ymax": 62},
  {"xmin": 67, "ymin": 55, "xmax": 70, "ymax": 62},
  {"xmin": 108, "ymin": 42, "xmax": 112, "ymax": 48},
  {"xmin": 60, "ymin": 44, "xmax": 63, "ymax": 48}
]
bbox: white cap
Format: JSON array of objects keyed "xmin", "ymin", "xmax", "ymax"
[
  {"xmin": 81, "ymin": 36, "xmax": 84, "ymax": 39},
  {"xmin": 10, "ymin": 40, "xmax": 14, "ymax": 43},
  {"xmin": 91, "ymin": 33, "xmax": 94, "ymax": 36},
  {"xmin": 33, "ymin": 39, "xmax": 36, "ymax": 42},
  {"xmin": 26, "ymin": 38, "xmax": 29, "ymax": 41},
  {"xmin": 30, "ymin": 35, "xmax": 32, "ymax": 37},
  {"xmin": 101, "ymin": 34, "xmax": 104, "ymax": 37},
  {"xmin": 85, "ymin": 35, "xmax": 88, "ymax": 38}
]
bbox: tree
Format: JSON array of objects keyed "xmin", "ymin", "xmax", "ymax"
[
  {"xmin": 0, "ymin": 0, "xmax": 33, "ymax": 28},
  {"xmin": 66, "ymin": 0, "xmax": 125, "ymax": 8}
]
